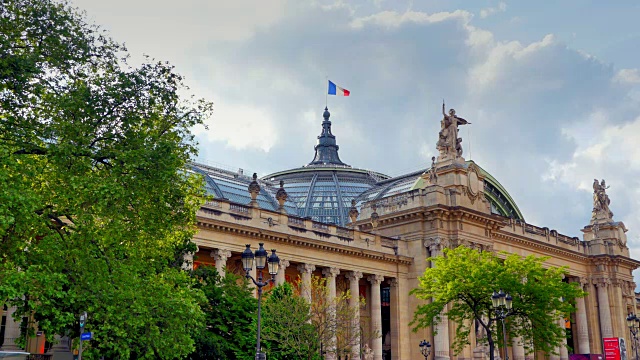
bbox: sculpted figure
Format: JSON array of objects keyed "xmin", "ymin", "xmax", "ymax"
[
  {"xmin": 427, "ymin": 156, "xmax": 438, "ymax": 184},
  {"xmin": 437, "ymin": 101, "xmax": 471, "ymax": 158},
  {"xmin": 592, "ymin": 178, "xmax": 613, "ymax": 221}
]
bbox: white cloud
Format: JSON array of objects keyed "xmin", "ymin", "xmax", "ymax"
[
  {"xmin": 73, "ymin": 0, "xmax": 640, "ymax": 279},
  {"xmin": 194, "ymin": 99, "xmax": 278, "ymax": 152},
  {"xmin": 614, "ymin": 69, "xmax": 640, "ymax": 84},
  {"xmin": 479, "ymin": 2, "xmax": 507, "ymax": 19}
]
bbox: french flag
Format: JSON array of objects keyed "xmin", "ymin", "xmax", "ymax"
[{"xmin": 328, "ymin": 80, "xmax": 350, "ymax": 96}]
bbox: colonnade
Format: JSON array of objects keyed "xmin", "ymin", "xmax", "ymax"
[{"xmin": 203, "ymin": 247, "xmax": 391, "ymax": 360}]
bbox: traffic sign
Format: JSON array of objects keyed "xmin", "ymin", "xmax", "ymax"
[{"xmin": 80, "ymin": 332, "xmax": 92, "ymax": 341}]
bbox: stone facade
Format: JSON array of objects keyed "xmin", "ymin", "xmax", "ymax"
[
  {"xmin": 3, "ymin": 108, "xmax": 638, "ymax": 360},
  {"xmin": 184, "ymin": 148, "xmax": 638, "ymax": 360}
]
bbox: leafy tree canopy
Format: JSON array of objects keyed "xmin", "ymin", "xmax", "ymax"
[
  {"xmin": 1, "ymin": 0, "xmax": 212, "ymax": 358},
  {"xmin": 411, "ymin": 246, "xmax": 585, "ymax": 359},
  {"xmin": 262, "ymin": 282, "xmax": 320, "ymax": 360},
  {"xmin": 188, "ymin": 266, "xmax": 257, "ymax": 360}
]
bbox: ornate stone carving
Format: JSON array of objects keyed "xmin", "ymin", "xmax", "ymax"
[
  {"xmin": 466, "ymin": 163, "xmax": 482, "ymax": 203},
  {"xmin": 591, "ymin": 179, "xmax": 613, "ymax": 223},
  {"xmin": 388, "ymin": 278, "xmax": 399, "ymax": 288},
  {"xmin": 367, "ymin": 274, "xmax": 384, "ymax": 285},
  {"xmin": 279, "ymin": 259, "xmax": 290, "ymax": 270},
  {"xmin": 436, "ymin": 101, "xmax": 471, "ymax": 160},
  {"xmin": 322, "ymin": 267, "xmax": 340, "ymax": 278},
  {"xmin": 345, "ymin": 271, "xmax": 363, "ymax": 281},
  {"xmin": 297, "ymin": 263, "xmax": 316, "ymax": 274},
  {"xmin": 348, "ymin": 199, "xmax": 359, "ymax": 224},
  {"xmin": 593, "ymin": 278, "xmax": 611, "ymax": 288},
  {"xmin": 275, "ymin": 180, "xmax": 288, "ymax": 212},
  {"xmin": 427, "ymin": 156, "xmax": 438, "ymax": 184},
  {"xmin": 211, "ymin": 249, "xmax": 232, "ymax": 263},
  {"xmin": 248, "ymin": 173, "xmax": 261, "ymax": 205},
  {"xmin": 370, "ymin": 204, "xmax": 379, "ymax": 229}
]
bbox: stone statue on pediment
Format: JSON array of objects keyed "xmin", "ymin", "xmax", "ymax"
[
  {"xmin": 592, "ymin": 178, "xmax": 613, "ymax": 222},
  {"xmin": 437, "ymin": 101, "xmax": 471, "ymax": 160}
]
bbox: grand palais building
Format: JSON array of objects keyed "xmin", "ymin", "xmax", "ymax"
[{"xmin": 2, "ymin": 106, "xmax": 639, "ymax": 360}]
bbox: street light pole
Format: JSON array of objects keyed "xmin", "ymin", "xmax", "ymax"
[
  {"xmin": 242, "ymin": 243, "xmax": 280, "ymax": 360},
  {"xmin": 78, "ymin": 312, "xmax": 87, "ymax": 360},
  {"xmin": 627, "ymin": 314, "xmax": 640, "ymax": 360},
  {"xmin": 419, "ymin": 340, "xmax": 432, "ymax": 360},
  {"xmin": 492, "ymin": 290, "xmax": 513, "ymax": 360}
]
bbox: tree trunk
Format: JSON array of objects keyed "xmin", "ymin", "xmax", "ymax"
[{"xmin": 487, "ymin": 331, "xmax": 495, "ymax": 360}]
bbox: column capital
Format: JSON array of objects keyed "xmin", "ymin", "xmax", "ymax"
[
  {"xmin": 279, "ymin": 259, "xmax": 290, "ymax": 269},
  {"xmin": 345, "ymin": 271, "xmax": 363, "ymax": 281},
  {"xmin": 388, "ymin": 278, "xmax": 399, "ymax": 288},
  {"xmin": 367, "ymin": 274, "xmax": 384, "ymax": 285},
  {"xmin": 593, "ymin": 278, "xmax": 610, "ymax": 288},
  {"xmin": 297, "ymin": 263, "xmax": 316, "ymax": 274},
  {"xmin": 322, "ymin": 267, "xmax": 340, "ymax": 278},
  {"xmin": 211, "ymin": 248, "xmax": 232, "ymax": 262}
]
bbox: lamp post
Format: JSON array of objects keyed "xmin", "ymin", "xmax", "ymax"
[
  {"xmin": 492, "ymin": 290, "xmax": 513, "ymax": 360},
  {"xmin": 242, "ymin": 243, "xmax": 280, "ymax": 360},
  {"xmin": 627, "ymin": 313, "xmax": 640, "ymax": 360},
  {"xmin": 419, "ymin": 340, "xmax": 432, "ymax": 360}
]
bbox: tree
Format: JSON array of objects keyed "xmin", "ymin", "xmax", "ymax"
[
  {"xmin": 411, "ymin": 246, "xmax": 586, "ymax": 360},
  {"xmin": 261, "ymin": 282, "xmax": 319, "ymax": 360},
  {"xmin": 307, "ymin": 276, "xmax": 368, "ymax": 360},
  {"xmin": 188, "ymin": 266, "xmax": 257, "ymax": 360},
  {"xmin": 262, "ymin": 278, "xmax": 378, "ymax": 360},
  {"xmin": 0, "ymin": 0, "xmax": 213, "ymax": 358}
]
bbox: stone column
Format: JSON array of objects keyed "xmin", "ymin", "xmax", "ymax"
[
  {"xmin": 346, "ymin": 271, "xmax": 363, "ymax": 360},
  {"xmin": 275, "ymin": 259, "xmax": 290, "ymax": 286},
  {"xmin": 212, "ymin": 249, "xmax": 232, "ymax": 277},
  {"xmin": 596, "ymin": 279, "xmax": 614, "ymax": 338},
  {"xmin": 511, "ymin": 336, "xmax": 526, "ymax": 360},
  {"xmin": 575, "ymin": 280, "xmax": 591, "ymax": 354},
  {"xmin": 298, "ymin": 264, "xmax": 316, "ymax": 302},
  {"xmin": 558, "ymin": 318, "xmax": 569, "ymax": 360},
  {"xmin": 389, "ymin": 278, "xmax": 411, "ymax": 360},
  {"xmin": 182, "ymin": 252, "xmax": 194, "ymax": 271},
  {"xmin": 368, "ymin": 275, "xmax": 384, "ymax": 360},
  {"xmin": 0, "ymin": 306, "xmax": 21, "ymax": 351},
  {"xmin": 323, "ymin": 267, "xmax": 340, "ymax": 360},
  {"xmin": 429, "ymin": 242, "xmax": 451, "ymax": 360}
]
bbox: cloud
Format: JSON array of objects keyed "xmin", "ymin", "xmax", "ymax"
[
  {"xmin": 71, "ymin": 0, "xmax": 640, "ymax": 277},
  {"xmin": 479, "ymin": 2, "xmax": 507, "ymax": 19},
  {"xmin": 614, "ymin": 69, "xmax": 640, "ymax": 84}
]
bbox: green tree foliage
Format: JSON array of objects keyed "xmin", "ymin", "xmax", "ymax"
[
  {"xmin": 262, "ymin": 282, "xmax": 320, "ymax": 360},
  {"xmin": 411, "ymin": 246, "xmax": 586, "ymax": 360},
  {"xmin": 0, "ymin": 0, "xmax": 213, "ymax": 358},
  {"xmin": 262, "ymin": 278, "xmax": 377, "ymax": 360},
  {"xmin": 188, "ymin": 266, "xmax": 257, "ymax": 360}
]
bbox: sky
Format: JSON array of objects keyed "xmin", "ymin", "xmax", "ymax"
[{"xmin": 71, "ymin": 0, "xmax": 640, "ymax": 269}]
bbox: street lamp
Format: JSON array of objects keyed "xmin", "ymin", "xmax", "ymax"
[
  {"xmin": 419, "ymin": 340, "xmax": 432, "ymax": 360},
  {"xmin": 627, "ymin": 313, "xmax": 640, "ymax": 360},
  {"xmin": 242, "ymin": 243, "xmax": 280, "ymax": 360},
  {"xmin": 492, "ymin": 290, "xmax": 513, "ymax": 360}
]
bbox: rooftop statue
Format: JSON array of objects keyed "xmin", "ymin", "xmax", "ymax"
[
  {"xmin": 592, "ymin": 178, "xmax": 613, "ymax": 222},
  {"xmin": 437, "ymin": 101, "xmax": 471, "ymax": 160}
]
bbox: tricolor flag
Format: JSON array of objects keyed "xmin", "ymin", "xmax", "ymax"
[{"xmin": 328, "ymin": 80, "xmax": 350, "ymax": 96}]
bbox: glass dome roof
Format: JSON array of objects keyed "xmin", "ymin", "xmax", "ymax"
[
  {"xmin": 193, "ymin": 107, "xmax": 524, "ymax": 226},
  {"xmin": 263, "ymin": 107, "xmax": 389, "ymax": 225}
]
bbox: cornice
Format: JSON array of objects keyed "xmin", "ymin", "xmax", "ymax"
[
  {"xmin": 492, "ymin": 231, "xmax": 588, "ymax": 262},
  {"xmin": 195, "ymin": 218, "xmax": 413, "ymax": 266},
  {"xmin": 358, "ymin": 204, "xmax": 505, "ymax": 231}
]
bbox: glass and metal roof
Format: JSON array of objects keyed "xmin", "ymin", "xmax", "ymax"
[
  {"xmin": 192, "ymin": 107, "xmax": 524, "ymax": 225},
  {"xmin": 190, "ymin": 164, "xmax": 300, "ymax": 214}
]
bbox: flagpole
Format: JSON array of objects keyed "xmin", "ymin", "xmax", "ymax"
[{"xmin": 325, "ymin": 75, "xmax": 328, "ymax": 107}]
